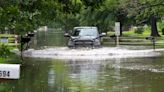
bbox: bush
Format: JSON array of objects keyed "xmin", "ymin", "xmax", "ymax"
[
  {"xmin": 134, "ymin": 27, "xmax": 144, "ymax": 34},
  {"xmin": 0, "ymin": 44, "xmax": 11, "ymax": 58},
  {"xmin": 162, "ymin": 28, "xmax": 164, "ymax": 35}
]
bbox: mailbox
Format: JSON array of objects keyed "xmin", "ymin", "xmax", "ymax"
[
  {"xmin": 0, "ymin": 64, "xmax": 20, "ymax": 79},
  {"xmin": 21, "ymin": 37, "xmax": 31, "ymax": 43},
  {"xmin": 145, "ymin": 36, "xmax": 156, "ymax": 50},
  {"xmin": 145, "ymin": 36, "xmax": 154, "ymax": 40},
  {"xmin": 28, "ymin": 33, "xmax": 35, "ymax": 37}
]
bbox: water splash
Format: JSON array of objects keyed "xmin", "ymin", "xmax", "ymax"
[{"xmin": 21, "ymin": 47, "xmax": 161, "ymax": 60}]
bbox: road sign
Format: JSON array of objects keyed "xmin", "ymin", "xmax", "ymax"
[
  {"xmin": 0, "ymin": 64, "xmax": 20, "ymax": 79},
  {"xmin": 115, "ymin": 22, "xmax": 120, "ymax": 36}
]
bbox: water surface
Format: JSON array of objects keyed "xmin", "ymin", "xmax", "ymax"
[{"xmin": 0, "ymin": 56, "xmax": 164, "ymax": 92}]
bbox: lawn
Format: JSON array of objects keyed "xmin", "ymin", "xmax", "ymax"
[
  {"xmin": 105, "ymin": 26, "xmax": 164, "ymax": 48},
  {"xmin": 0, "ymin": 34, "xmax": 20, "ymax": 64}
]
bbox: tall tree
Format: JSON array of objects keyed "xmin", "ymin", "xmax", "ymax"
[
  {"xmin": 121, "ymin": 0, "xmax": 164, "ymax": 37},
  {"xmin": 0, "ymin": 0, "xmax": 58, "ymax": 34},
  {"xmin": 56, "ymin": 0, "xmax": 82, "ymax": 32},
  {"xmin": 78, "ymin": 0, "xmax": 129, "ymax": 35}
]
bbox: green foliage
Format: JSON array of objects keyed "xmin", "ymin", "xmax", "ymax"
[
  {"xmin": 0, "ymin": 34, "xmax": 14, "ymax": 37},
  {"xmin": 162, "ymin": 28, "xmax": 164, "ymax": 35},
  {"xmin": 81, "ymin": 0, "xmax": 104, "ymax": 9},
  {"xmin": 134, "ymin": 27, "xmax": 144, "ymax": 34},
  {"xmin": 78, "ymin": 0, "xmax": 119, "ymax": 32},
  {"xmin": 0, "ymin": 44, "xmax": 11, "ymax": 58},
  {"xmin": 0, "ymin": 0, "xmax": 163, "ymax": 35},
  {"xmin": 157, "ymin": 20, "xmax": 164, "ymax": 32},
  {"xmin": 0, "ymin": 0, "xmax": 58, "ymax": 35},
  {"xmin": 121, "ymin": 0, "xmax": 164, "ymax": 25},
  {"xmin": 121, "ymin": 26, "xmax": 150, "ymax": 37}
]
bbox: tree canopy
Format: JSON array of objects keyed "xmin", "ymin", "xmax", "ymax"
[
  {"xmin": 121, "ymin": 0, "xmax": 164, "ymax": 36},
  {"xmin": 0, "ymin": 0, "xmax": 163, "ymax": 35}
]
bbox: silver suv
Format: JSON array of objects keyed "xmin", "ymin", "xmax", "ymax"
[{"xmin": 64, "ymin": 26, "xmax": 105, "ymax": 48}]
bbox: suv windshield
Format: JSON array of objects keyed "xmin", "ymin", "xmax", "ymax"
[{"xmin": 72, "ymin": 28, "xmax": 98, "ymax": 37}]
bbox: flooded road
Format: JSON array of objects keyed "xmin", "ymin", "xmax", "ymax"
[
  {"xmin": 1, "ymin": 29, "xmax": 164, "ymax": 92},
  {"xmin": 1, "ymin": 56, "xmax": 164, "ymax": 92}
]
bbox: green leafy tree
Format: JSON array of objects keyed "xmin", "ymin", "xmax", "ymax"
[
  {"xmin": 121, "ymin": 0, "xmax": 164, "ymax": 37},
  {"xmin": 56, "ymin": 0, "xmax": 82, "ymax": 32},
  {"xmin": 0, "ymin": 0, "xmax": 58, "ymax": 35},
  {"xmin": 78, "ymin": 0, "xmax": 129, "ymax": 35}
]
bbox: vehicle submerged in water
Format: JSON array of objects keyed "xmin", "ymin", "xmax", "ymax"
[{"xmin": 64, "ymin": 26, "xmax": 106, "ymax": 48}]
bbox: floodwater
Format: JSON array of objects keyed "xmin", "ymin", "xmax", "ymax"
[
  {"xmin": 1, "ymin": 30, "xmax": 164, "ymax": 92},
  {"xmin": 1, "ymin": 56, "xmax": 164, "ymax": 92},
  {"xmin": 23, "ymin": 47, "xmax": 161, "ymax": 60}
]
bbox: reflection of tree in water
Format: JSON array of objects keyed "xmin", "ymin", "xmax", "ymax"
[
  {"xmin": 35, "ymin": 29, "xmax": 66, "ymax": 49},
  {"xmin": 8, "ymin": 58, "xmax": 51, "ymax": 92},
  {"xmin": 0, "ymin": 81, "xmax": 13, "ymax": 92},
  {"xmin": 69, "ymin": 60, "xmax": 99, "ymax": 84},
  {"xmin": 64, "ymin": 60, "xmax": 101, "ymax": 91}
]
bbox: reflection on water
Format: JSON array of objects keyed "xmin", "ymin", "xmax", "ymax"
[
  {"xmin": 31, "ymin": 29, "xmax": 67, "ymax": 49},
  {"xmin": 1, "ymin": 56, "xmax": 164, "ymax": 92}
]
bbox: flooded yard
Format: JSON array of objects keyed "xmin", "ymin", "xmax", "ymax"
[
  {"xmin": 1, "ymin": 30, "xmax": 164, "ymax": 92},
  {"xmin": 1, "ymin": 56, "xmax": 164, "ymax": 92}
]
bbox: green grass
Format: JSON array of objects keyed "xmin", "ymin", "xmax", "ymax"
[
  {"xmin": 107, "ymin": 24, "xmax": 164, "ymax": 38},
  {"xmin": 0, "ymin": 53, "xmax": 21, "ymax": 64},
  {"xmin": 106, "ymin": 27, "xmax": 164, "ymax": 48},
  {"xmin": 0, "ymin": 58, "xmax": 6, "ymax": 63},
  {"xmin": 122, "ymin": 30, "xmax": 150, "ymax": 37},
  {"xmin": 107, "ymin": 28, "xmax": 164, "ymax": 38},
  {"xmin": 0, "ymin": 33, "xmax": 19, "ymax": 48},
  {"xmin": 0, "ymin": 34, "xmax": 15, "ymax": 37}
]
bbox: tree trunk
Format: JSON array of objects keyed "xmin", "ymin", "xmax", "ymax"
[
  {"xmin": 150, "ymin": 16, "xmax": 160, "ymax": 37},
  {"xmin": 117, "ymin": 14, "xmax": 123, "ymax": 36}
]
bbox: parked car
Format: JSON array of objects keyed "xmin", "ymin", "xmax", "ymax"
[{"xmin": 64, "ymin": 26, "xmax": 106, "ymax": 48}]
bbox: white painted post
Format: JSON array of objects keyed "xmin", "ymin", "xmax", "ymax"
[
  {"xmin": 15, "ymin": 35, "xmax": 18, "ymax": 46},
  {"xmin": 0, "ymin": 64, "xmax": 20, "ymax": 79},
  {"xmin": 44, "ymin": 26, "xmax": 48, "ymax": 32},
  {"xmin": 115, "ymin": 22, "xmax": 120, "ymax": 46}
]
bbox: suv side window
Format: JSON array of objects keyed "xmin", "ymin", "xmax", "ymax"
[{"xmin": 72, "ymin": 29, "xmax": 80, "ymax": 36}]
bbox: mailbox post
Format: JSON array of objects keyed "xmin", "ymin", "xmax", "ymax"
[
  {"xmin": 146, "ymin": 36, "xmax": 156, "ymax": 50},
  {"xmin": 20, "ymin": 35, "xmax": 31, "ymax": 60}
]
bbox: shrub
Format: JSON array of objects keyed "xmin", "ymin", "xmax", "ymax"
[
  {"xmin": 0, "ymin": 44, "xmax": 11, "ymax": 58},
  {"xmin": 162, "ymin": 28, "xmax": 164, "ymax": 35},
  {"xmin": 134, "ymin": 27, "xmax": 144, "ymax": 34}
]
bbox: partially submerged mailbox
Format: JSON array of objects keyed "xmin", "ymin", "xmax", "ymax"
[
  {"xmin": 146, "ymin": 36, "xmax": 156, "ymax": 50},
  {"xmin": 145, "ymin": 36, "xmax": 155, "ymax": 40},
  {"xmin": 0, "ymin": 64, "xmax": 20, "ymax": 79}
]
